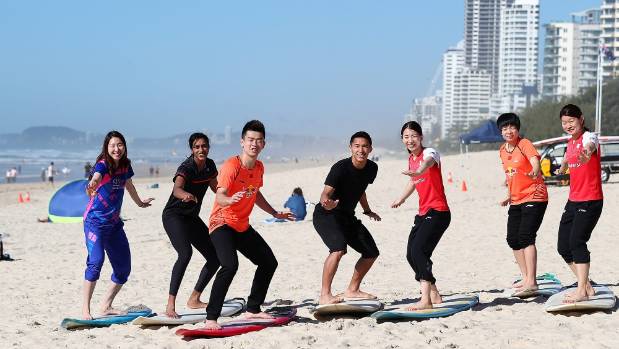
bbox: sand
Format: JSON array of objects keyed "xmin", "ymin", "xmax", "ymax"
[{"xmin": 0, "ymin": 150, "xmax": 618, "ymax": 348}]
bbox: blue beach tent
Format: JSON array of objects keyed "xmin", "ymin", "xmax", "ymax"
[
  {"xmin": 48, "ymin": 179, "xmax": 90, "ymax": 223},
  {"xmin": 459, "ymin": 120, "xmax": 504, "ymax": 145}
]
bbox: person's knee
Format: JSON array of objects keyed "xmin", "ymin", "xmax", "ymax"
[
  {"xmin": 177, "ymin": 250, "xmax": 193, "ymax": 266},
  {"xmin": 262, "ymin": 255, "xmax": 278, "ymax": 273},
  {"xmin": 330, "ymin": 250, "xmax": 347, "ymax": 259},
  {"xmin": 112, "ymin": 265, "xmax": 131, "ymax": 284},
  {"xmin": 219, "ymin": 260, "xmax": 239, "ymax": 276},
  {"xmin": 519, "ymin": 234, "xmax": 536, "ymax": 249},
  {"xmin": 506, "ymin": 234, "xmax": 520, "ymax": 250}
]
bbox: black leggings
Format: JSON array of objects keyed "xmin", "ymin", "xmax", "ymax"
[
  {"xmin": 206, "ymin": 225, "xmax": 278, "ymax": 320},
  {"xmin": 557, "ymin": 200, "xmax": 603, "ymax": 264},
  {"xmin": 406, "ymin": 210, "xmax": 451, "ymax": 284},
  {"xmin": 162, "ymin": 213, "xmax": 220, "ymax": 297}
]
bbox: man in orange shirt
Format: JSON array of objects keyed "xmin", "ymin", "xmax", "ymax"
[
  {"xmin": 204, "ymin": 120, "xmax": 294, "ymax": 330},
  {"xmin": 497, "ymin": 113, "xmax": 549, "ymax": 293}
]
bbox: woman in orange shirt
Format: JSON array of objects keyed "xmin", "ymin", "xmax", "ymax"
[{"xmin": 497, "ymin": 113, "xmax": 549, "ymax": 292}]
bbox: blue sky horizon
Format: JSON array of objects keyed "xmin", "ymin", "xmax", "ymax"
[{"xmin": 0, "ymin": 1, "xmax": 603, "ymax": 139}]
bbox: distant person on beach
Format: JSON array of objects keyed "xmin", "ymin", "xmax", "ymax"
[
  {"xmin": 149, "ymin": 166, "xmax": 154, "ymax": 177},
  {"xmin": 496, "ymin": 113, "xmax": 548, "ymax": 293},
  {"xmin": 162, "ymin": 132, "xmax": 220, "ymax": 318},
  {"xmin": 81, "ymin": 130, "xmax": 154, "ymax": 320},
  {"xmin": 391, "ymin": 121, "xmax": 450, "ymax": 311},
  {"xmin": 40, "ymin": 168, "xmax": 46, "ymax": 182},
  {"xmin": 47, "ymin": 162, "xmax": 55, "ymax": 186},
  {"xmin": 84, "ymin": 162, "xmax": 92, "ymax": 178},
  {"xmin": 10, "ymin": 167, "xmax": 18, "ymax": 183},
  {"xmin": 5, "ymin": 169, "xmax": 10, "ymax": 184},
  {"xmin": 155, "ymin": 166, "xmax": 160, "ymax": 177},
  {"xmin": 284, "ymin": 187, "xmax": 307, "ymax": 221},
  {"xmin": 313, "ymin": 131, "xmax": 381, "ymax": 305},
  {"xmin": 554, "ymin": 104, "xmax": 603, "ymax": 303},
  {"xmin": 204, "ymin": 120, "xmax": 294, "ymax": 330}
]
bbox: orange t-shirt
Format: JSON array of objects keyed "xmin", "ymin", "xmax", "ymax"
[
  {"xmin": 499, "ymin": 138, "xmax": 548, "ymax": 205},
  {"xmin": 208, "ymin": 156, "xmax": 264, "ymax": 233}
]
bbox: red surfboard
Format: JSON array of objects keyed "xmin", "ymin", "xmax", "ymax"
[{"xmin": 175, "ymin": 308, "xmax": 296, "ymax": 338}]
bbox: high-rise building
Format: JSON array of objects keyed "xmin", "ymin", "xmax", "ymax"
[
  {"xmin": 441, "ymin": 42, "xmax": 465, "ymax": 138},
  {"xmin": 543, "ymin": 9, "xmax": 601, "ymax": 101},
  {"xmin": 408, "ymin": 96, "xmax": 442, "ymax": 140},
  {"xmin": 464, "ymin": 0, "xmax": 515, "ymax": 92},
  {"xmin": 601, "ymin": 0, "xmax": 619, "ymax": 78},
  {"xmin": 495, "ymin": 0, "xmax": 540, "ymax": 113},
  {"xmin": 451, "ymin": 68, "xmax": 492, "ymax": 133}
]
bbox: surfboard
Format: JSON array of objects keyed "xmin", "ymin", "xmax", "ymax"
[
  {"xmin": 371, "ymin": 294, "xmax": 478, "ymax": 321},
  {"xmin": 132, "ymin": 298, "xmax": 246, "ymax": 326},
  {"xmin": 61, "ymin": 305, "xmax": 152, "ymax": 330},
  {"xmin": 312, "ymin": 299, "xmax": 384, "ymax": 317},
  {"xmin": 175, "ymin": 308, "xmax": 296, "ymax": 338},
  {"xmin": 504, "ymin": 274, "xmax": 563, "ymax": 298},
  {"xmin": 545, "ymin": 284, "xmax": 616, "ymax": 312}
]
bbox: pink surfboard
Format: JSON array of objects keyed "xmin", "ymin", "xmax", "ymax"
[{"xmin": 175, "ymin": 308, "xmax": 296, "ymax": 338}]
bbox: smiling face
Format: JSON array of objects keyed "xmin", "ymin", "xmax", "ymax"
[
  {"xmin": 349, "ymin": 137, "xmax": 372, "ymax": 163},
  {"xmin": 107, "ymin": 137, "xmax": 126, "ymax": 164},
  {"xmin": 501, "ymin": 124, "xmax": 520, "ymax": 144},
  {"xmin": 241, "ymin": 130, "xmax": 265, "ymax": 158},
  {"xmin": 401, "ymin": 127, "xmax": 423, "ymax": 155},
  {"xmin": 561, "ymin": 115, "xmax": 585, "ymax": 137},
  {"xmin": 191, "ymin": 137, "xmax": 210, "ymax": 161}
]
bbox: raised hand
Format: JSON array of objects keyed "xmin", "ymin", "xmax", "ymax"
[
  {"xmin": 139, "ymin": 198, "xmax": 155, "ymax": 208},
  {"xmin": 321, "ymin": 198, "xmax": 339, "ymax": 210},
  {"xmin": 273, "ymin": 211, "xmax": 295, "ymax": 221}
]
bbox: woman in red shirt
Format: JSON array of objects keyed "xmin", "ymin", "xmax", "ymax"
[
  {"xmin": 496, "ymin": 113, "xmax": 548, "ymax": 293},
  {"xmin": 555, "ymin": 104, "xmax": 603, "ymax": 303},
  {"xmin": 391, "ymin": 121, "xmax": 450, "ymax": 311}
]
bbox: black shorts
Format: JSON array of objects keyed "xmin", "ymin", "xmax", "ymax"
[
  {"xmin": 312, "ymin": 207, "xmax": 379, "ymax": 258},
  {"xmin": 506, "ymin": 201, "xmax": 547, "ymax": 250}
]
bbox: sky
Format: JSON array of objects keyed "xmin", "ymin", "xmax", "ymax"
[{"xmin": 0, "ymin": 0, "xmax": 604, "ymax": 139}]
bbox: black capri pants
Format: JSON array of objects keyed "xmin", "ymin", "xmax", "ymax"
[
  {"xmin": 407, "ymin": 209, "xmax": 450, "ymax": 284},
  {"xmin": 557, "ymin": 200, "xmax": 603, "ymax": 264},
  {"xmin": 506, "ymin": 201, "xmax": 547, "ymax": 250}
]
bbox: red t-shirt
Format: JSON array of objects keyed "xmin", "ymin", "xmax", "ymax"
[
  {"xmin": 408, "ymin": 148, "xmax": 449, "ymax": 215},
  {"xmin": 566, "ymin": 132, "xmax": 603, "ymax": 201},
  {"xmin": 209, "ymin": 156, "xmax": 264, "ymax": 233},
  {"xmin": 499, "ymin": 138, "xmax": 548, "ymax": 205}
]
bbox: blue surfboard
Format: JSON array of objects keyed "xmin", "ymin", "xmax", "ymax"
[
  {"xmin": 371, "ymin": 294, "xmax": 478, "ymax": 321},
  {"xmin": 61, "ymin": 305, "xmax": 152, "ymax": 329}
]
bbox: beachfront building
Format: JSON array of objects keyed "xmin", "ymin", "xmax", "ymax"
[
  {"xmin": 601, "ymin": 0, "xmax": 619, "ymax": 78},
  {"xmin": 441, "ymin": 42, "xmax": 465, "ymax": 139},
  {"xmin": 409, "ymin": 95, "xmax": 442, "ymax": 140},
  {"xmin": 464, "ymin": 0, "xmax": 514, "ymax": 93},
  {"xmin": 493, "ymin": 0, "xmax": 540, "ymax": 114},
  {"xmin": 543, "ymin": 9, "xmax": 602, "ymax": 101},
  {"xmin": 451, "ymin": 68, "xmax": 492, "ymax": 134}
]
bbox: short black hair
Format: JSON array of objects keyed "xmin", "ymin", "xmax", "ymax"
[
  {"xmin": 401, "ymin": 121, "xmax": 422, "ymax": 137},
  {"xmin": 349, "ymin": 131, "xmax": 372, "ymax": 146},
  {"xmin": 496, "ymin": 113, "xmax": 520, "ymax": 131},
  {"xmin": 293, "ymin": 187, "xmax": 303, "ymax": 196},
  {"xmin": 242, "ymin": 120, "xmax": 266, "ymax": 138},
  {"xmin": 559, "ymin": 104, "xmax": 583, "ymax": 119},
  {"xmin": 188, "ymin": 132, "xmax": 210, "ymax": 149}
]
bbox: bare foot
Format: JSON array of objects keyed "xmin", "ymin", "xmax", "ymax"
[
  {"xmin": 165, "ymin": 305, "xmax": 179, "ymax": 319},
  {"xmin": 430, "ymin": 290, "xmax": 443, "ymax": 305},
  {"xmin": 586, "ymin": 282, "xmax": 596, "ymax": 297},
  {"xmin": 319, "ymin": 294, "xmax": 343, "ymax": 305},
  {"xmin": 563, "ymin": 289, "xmax": 589, "ymax": 304},
  {"xmin": 512, "ymin": 280, "xmax": 524, "ymax": 289},
  {"xmin": 99, "ymin": 307, "xmax": 127, "ymax": 316},
  {"xmin": 341, "ymin": 290, "xmax": 377, "ymax": 300},
  {"xmin": 405, "ymin": 301, "xmax": 433, "ymax": 311},
  {"xmin": 203, "ymin": 319, "xmax": 221, "ymax": 330},
  {"xmin": 82, "ymin": 310, "xmax": 93, "ymax": 320},
  {"xmin": 242, "ymin": 311, "xmax": 274, "ymax": 320},
  {"xmin": 187, "ymin": 300, "xmax": 208, "ymax": 309}
]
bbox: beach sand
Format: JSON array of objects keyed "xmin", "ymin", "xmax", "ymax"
[{"xmin": 1, "ymin": 150, "xmax": 618, "ymax": 348}]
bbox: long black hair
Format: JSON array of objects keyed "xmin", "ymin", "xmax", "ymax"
[
  {"xmin": 400, "ymin": 121, "xmax": 423, "ymax": 154},
  {"xmin": 93, "ymin": 131, "xmax": 131, "ymax": 178},
  {"xmin": 559, "ymin": 104, "xmax": 589, "ymax": 132}
]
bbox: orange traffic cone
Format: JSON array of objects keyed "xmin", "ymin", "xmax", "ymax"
[
  {"xmin": 24, "ymin": 192, "xmax": 31, "ymax": 202},
  {"xmin": 461, "ymin": 180, "xmax": 468, "ymax": 192},
  {"xmin": 18, "ymin": 193, "xmax": 24, "ymax": 203},
  {"xmin": 447, "ymin": 172, "xmax": 453, "ymax": 184}
]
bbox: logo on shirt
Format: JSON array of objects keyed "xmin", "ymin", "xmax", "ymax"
[
  {"xmin": 244, "ymin": 185, "xmax": 257, "ymax": 198},
  {"xmin": 505, "ymin": 167, "xmax": 517, "ymax": 177},
  {"xmin": 112, "ymin": 177, "xmax": 122, "ymax": 190}
]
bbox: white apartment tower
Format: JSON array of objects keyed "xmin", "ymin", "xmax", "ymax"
[
  {"xmin": 543, "ymin": 9, "xmax": 601, "ymax": 101},
  {"xmin": 441, "ymin": 42, "xmax": 465, "ymax": 138},
  {"xmin": 464, "ymin": 0, "xmax": 514, "ymax": 92},
  {"xmin": 496, "ymin": 0, "xmax": 540, "ymax": 112},
  {"xmin": 452, "ymin": 68, "xmax": 492, "ymax": 132},
  {"xmin": 601, "ymin": 0, "xmax": 619, "ymax": 78}
]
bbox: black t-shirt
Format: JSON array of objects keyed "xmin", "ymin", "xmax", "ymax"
[
  {"xmin": 163, "ymin": 156, "xmax": 218, "ymax": 217},
  {"xmin": 319, "ymin": 157, "xmax": 378, "ymax": 215}
]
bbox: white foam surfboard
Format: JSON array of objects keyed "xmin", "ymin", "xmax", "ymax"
[
  {"xmin": 545, "ymin": 284, "xmax": 616, "ymax": 312},
  {"xmin": 504, "ymin": 278, "xmax": 563, "ymax": 298},
  {"xmin": 312, "ymin": 299, "xmax": 383, "ymax": 316},
  {"xmin": 132, "ymin": 298, "xmax": 245, "ymax": 326}
]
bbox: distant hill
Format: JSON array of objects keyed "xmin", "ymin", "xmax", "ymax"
[{"xmin": 520, "ymin": 78, "xmax": 619, "ymax": 141}]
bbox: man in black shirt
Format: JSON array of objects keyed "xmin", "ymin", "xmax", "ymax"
[{"xmin": 313, "ymin": 131, "xmax": 381, "ymax": 305}]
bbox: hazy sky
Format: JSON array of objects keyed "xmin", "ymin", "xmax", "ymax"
[{"xmin": 0, "ymin": 0, "xmax": 602, "ymax": 139}]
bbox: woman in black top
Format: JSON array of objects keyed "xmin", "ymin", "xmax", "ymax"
[{"xmin": 162, "ymin": 133, "xmax": 220, "ymax": 318}]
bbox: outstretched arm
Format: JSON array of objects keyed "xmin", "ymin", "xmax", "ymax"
[
  {"xmin": 86, "ymin": 172, "xmax": 102, "ymax": 197},
  {"xmin": 402, "ymin": 157, "xmax": 436, "ymax": 177},
  {"xmin": 319, "ymin": 185, "xmax": 339, "ymax": 210},
  {"xmin": 215, "ymin": 187, "xmax": 244, "ymax": 207},
  {"xmin": 125, "ymin": 179, "xmax": 154, "ymax": 207},
  {"xmin": 172, "ymin": 175, "xmax": 197, "ymax": 203},
  {"xmin": 256, "ymin": 191, "xmax": 294, "ymax": 220},
  {"xmin": 359, "ymin": 192, "xmax": 381, "ymax": 221},
  {"xmin": 391, "ymin": 180, "xmax": 416, "ymax": 208}
]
